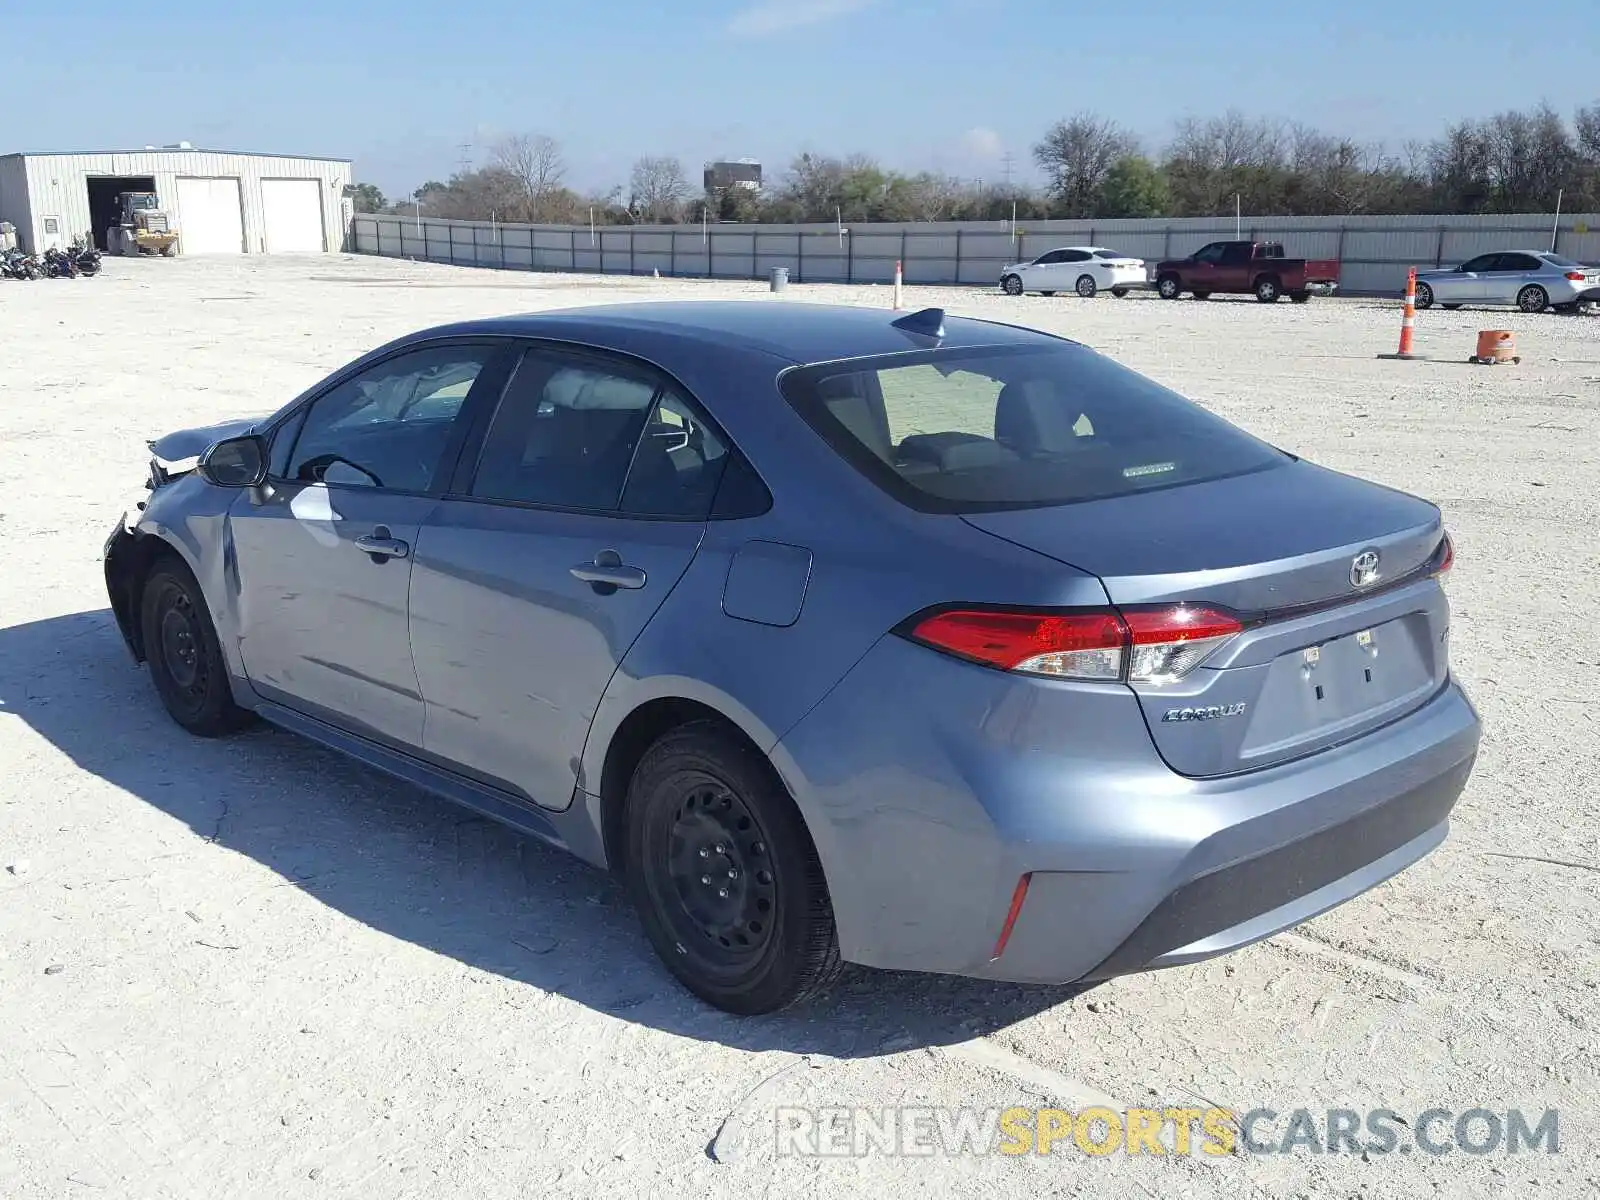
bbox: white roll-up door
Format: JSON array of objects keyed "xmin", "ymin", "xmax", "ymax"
[
  {"xmin": 174, "ymin": 178, "xmax": 244, "ymax": 254},
  {"xmin": 261, "ymin": 179, "xmax": 326, "ymax": 252}
]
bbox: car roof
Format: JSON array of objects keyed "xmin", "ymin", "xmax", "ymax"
[{"xmin": 401, "ymin": 301, "xmax": 1072, "ymax": 366}]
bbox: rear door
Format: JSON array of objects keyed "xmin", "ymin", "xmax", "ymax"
[
  {"xmin": 230, "ymin": 340, "xmax": 506, "ymax": 746},
  {"xmin": 408, "ymin": 343, "xmax": 729, "ymax": 810}
]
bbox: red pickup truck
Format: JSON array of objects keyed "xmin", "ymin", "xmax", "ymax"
[{"xmin": 1153, "ymin": 241, "xmax": 1340, "ymax": 303}]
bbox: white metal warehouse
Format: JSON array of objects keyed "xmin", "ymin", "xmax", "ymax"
[{"xmin": 0, "ymin": 146, "xmax": 351, "ymax": 255}]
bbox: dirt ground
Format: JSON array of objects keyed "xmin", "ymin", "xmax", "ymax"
[{"xmin": 1, "ymin": 255, "xmax": 1596, "ymax": 1199}]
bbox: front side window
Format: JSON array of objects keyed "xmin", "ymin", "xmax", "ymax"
[
  {"xmin": 1459, "ymin": 254, "xmax": 1498, "ymax": 273},
  {"xmin": 1191, "ymin": 243, "xmax": 1226, "ymax": 264},
  {"xmin": 286, "ymin": 345, "xmax": 492, "ymax": 491},
  {"xmin": 781, "ymin": 344, "xmax": 1286, "ymax": 514}
]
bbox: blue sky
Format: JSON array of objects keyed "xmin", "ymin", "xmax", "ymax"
[{"xmin": 3, "ymin": 0, "xmax": 1596, "ymax": 199}]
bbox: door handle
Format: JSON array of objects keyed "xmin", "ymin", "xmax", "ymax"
[
  {"xmin": 355, "ymin": 527, "xmax": 410, "ymax": 560},
  {"xmin": 570, "ymin": 549, "xmax": 646, "ymax": 593}
]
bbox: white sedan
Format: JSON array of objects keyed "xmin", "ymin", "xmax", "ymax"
[{"xmin": 999, "ymin": 246, "xmax": 1147, "ymax": 298}]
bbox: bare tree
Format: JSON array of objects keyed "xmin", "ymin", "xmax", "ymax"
[
  {"xmin": 629, "ymin": 156, "xmax": 691, "ymax": 223},
  {"xmin": 1032, "ymin": 113, "xmax": 1138, "ymax": 216},
  {"xmin": 493, "ymin": 134, "xmax": 567, "ymax": 222}
]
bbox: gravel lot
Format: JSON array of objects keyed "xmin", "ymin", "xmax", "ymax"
[{"xmin": 1, "ymin": 255, "xmax": 1596, "ymax": 1199}]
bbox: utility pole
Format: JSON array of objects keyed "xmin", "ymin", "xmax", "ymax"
[
  {"xmin": 457, "ymin": 142, "xmax": 474, "ymax": 176},
  {"xmin": 1001, "ymin": 151, "xmax": 1015, "ymax": 193}
]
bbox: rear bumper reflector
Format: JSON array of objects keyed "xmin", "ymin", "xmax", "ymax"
[{"xmin": 991, "ymin": 873, "xmax": 1033, "ymax": 960}]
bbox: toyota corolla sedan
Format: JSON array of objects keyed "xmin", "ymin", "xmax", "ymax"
[
  {"xmin": 104, "ymin": 302, "xmax": 1479, "ymax": 1014},
  {"xmin": 1000, "ymin": 246, "xmax": 1147, "ymax": 298},
  {"xmin": 1414, "ymin": 250, "xmax": 1600, "ymax": 313}
]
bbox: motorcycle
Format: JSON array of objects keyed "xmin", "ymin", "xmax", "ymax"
[
  {"xmin": 69, "ymin": 237, "xmax": 102, "ymax": 277},
  {"xmin": 0, "ymin": 248, "xmax": 43, "ymax": 280},
  {"xmin": 42, "ymin": 246, "xmax": 81, "ymax": 279}
]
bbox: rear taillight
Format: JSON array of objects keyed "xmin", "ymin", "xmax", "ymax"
[
  {"xmin": 907, "ymin": 609, "xmax": 1127, "ymax": 679},
  {"xmin": 1566, "ymin": 272, "xmax": 1586, "ymax": 282},
  {"xmin": 1123, "ymin": 606, "xmax": 1244, "ymax": 683},
  {"xmin": 1434, "ymin": 532, "xmax": 1454, "ymax": 577},
  {"xmin": 905, "ymin": 604, "xmax": 1241, "ymax": 683}
]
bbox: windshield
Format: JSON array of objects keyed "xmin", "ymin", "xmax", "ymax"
[
  {"xmin": 780, "ymin": 344, "xmax": 1287, "ymax": 513},
  {"xmin": 127, "ymin": 194, "xmax": 158, "ymax": 210}
]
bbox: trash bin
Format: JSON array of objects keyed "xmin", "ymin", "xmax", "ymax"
[{"xmin": 770, "ymin": 266, "xmax": 789, "ymax": 293}]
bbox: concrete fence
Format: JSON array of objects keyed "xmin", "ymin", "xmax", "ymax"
[{"xmin": 352, "ymin": 211, "xmax": 1600, "ymax": 296}]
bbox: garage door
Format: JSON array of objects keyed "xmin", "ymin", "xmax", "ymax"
[
  {"xmin": 175, "ymin": 177, "xmax": 244, "ymax": 254},
  {"xmin": 261, "ymin": 179, "xmax": 325, "ymax": 253}
]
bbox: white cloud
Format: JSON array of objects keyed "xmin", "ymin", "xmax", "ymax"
[
  {"xmin": 959, "ymin": 127, "xmax": 1005, "ymax": 161},
  {"xmin": 726, "ymin": 0, "xmax": 881, "ymax": 38}
]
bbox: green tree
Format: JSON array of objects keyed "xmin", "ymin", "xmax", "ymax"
[
  {"xmin": 347, "ymin": 182, "xmax": 387, "ymax": 213},
  {"xmin": 1096, "ymin": 155, "xmax": 1170, "ymax": 218}
]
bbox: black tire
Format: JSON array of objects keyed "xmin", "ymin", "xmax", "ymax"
[
  {"xmin": 1254, "ymin": 275, "xmax": 1282, "ymax": 303},
  {"xmin": 1290, "ymin": 291, "xmax": 1311, "ymax": 303},
  {"xmin": 1075, "ymin": 274, "xmax": 1098, "ymax": 299},
  {"xmin": 1414, "ymin": 282, "xmax": 1435, "ymax": 310},
  {"xmin": 1111, "ymin": 286, "xmax": 1129, "ymax": 298},
  {"xmin": 1157, "ymin": 275, "xmax": 1182, "ymax": 300},
  {"xmin": 1192, "ymin": 290, "xmax": 1211, "ymax": 301},
  {"xmin": 624, "ymin": 720, "xmax": 842, "ymax": 1014},
  {"xmin": 1001, "ymin": 274, "xmax": 1023, "ymax": 296},
  {"xmin": 139, "ymin": 558, "xmax": 252, "ymax": 737},
  {"xmin": 1517, "ymin": 285, "xmax": 1549, "ymax": 314}
]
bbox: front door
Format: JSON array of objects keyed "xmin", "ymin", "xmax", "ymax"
[
  {"xmin": 1449, "ymin": 253, "xmax": 1498, "ymax": 303},
  {"xmin": 409, "ymin": 344, "xmax": 729, "ymax": 810},
  {"xmin": 230, "ymin": 341, "xmax": 503, "ymax": 747}
]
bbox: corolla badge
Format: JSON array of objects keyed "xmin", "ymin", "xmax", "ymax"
[
  {"xmin": 1350, "ymin": 548, "xmax": 1381, "ymax": 588},
  {"xmin": 1161, "ymin": 703, "xmax": 1247, "ymax": 723}
]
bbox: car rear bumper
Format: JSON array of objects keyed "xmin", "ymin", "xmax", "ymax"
[{"xmin": 772, "ymin": 635, "xmax": 1479, "ymax": 985}]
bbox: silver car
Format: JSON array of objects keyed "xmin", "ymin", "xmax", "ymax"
[
  {"xmin": 1414, "ymin": 250, "xmax": 1600, "ymax": 313},
  {"xmin": 104, "ymin": 302, "xmax": 1479, "ymax": 1014}
]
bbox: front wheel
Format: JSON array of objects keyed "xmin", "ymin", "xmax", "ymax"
[
  {"xmin": 1156, "ymin": 275, "xmax": 1182, "ymax": 300},
  {"xmin": 625, "ymin": 721, "xmax": 843, "ymax": 1014},
  {"xmin": 1075, "ymin": 274, "xmax": 1098, "ymax": 299},
  {"xmin": 139, "ymin": 560, "xmax": 253, "ymax": 737},
  {"xmin": 1254, "ymin": 276, "xmax": 1282, "ymax": 303},
  {"xmin": 1414, "ymin": 282, "xmax": 1434, "ymax": 310},
  {"xmin": 1517, "ymin": 285, "xmax": 1549, "ymax": 314},
  {"xmin": 1001, "ymin": 274, "xmax": 1023, "ymax": 296}
]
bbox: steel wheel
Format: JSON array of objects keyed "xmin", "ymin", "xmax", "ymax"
[
  {"xmin": 626, "ymin": 721, "xmax": 841, "ymax": 1014},
  {"xmin": 139, "ymin": 561, "xmax": 253, "ymax": 737}
]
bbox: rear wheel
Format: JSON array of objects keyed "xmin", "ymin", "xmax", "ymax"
[
  {"xmin": 1001, "ymin": 274, "xmax": 1023, "ymax": 296},
  {"xmin": 1517, "ymin": 284, "xmax": 1549, "ymax": 313},
  {"xmin": 139, "ymin": 559, "xmax": 252, "ymax": 737},
  {"xmin": 1157, "ymin": 275, "xmax": 1182, "ymax": 300},
  {"xmin": 624, "ymin": 721, "xmax": 842, "ymax": 1014},
  {"xmin": 1075, "ymin": 274, "xmax": 1098, "ymax": 299},
  {"xmin": 1254, "ymin": 275, "xmax": 1282, "ymax": 303}
]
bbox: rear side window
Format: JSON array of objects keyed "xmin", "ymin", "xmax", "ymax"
[
  {"xmin": 1093, "ymin": 249, "xmax": 1129, "ymax": 259},
  {"xmin": 780, "ymin": 344, "xmax": 1286, "ymax": 514},
  {"xmin": 1540, "ymin": 253, "xmax": 1583, "ymax": 268}
]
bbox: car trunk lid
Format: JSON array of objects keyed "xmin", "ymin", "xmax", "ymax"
[{"xmin": 962, "ymin": 461, "xmax": 1450, "ymax": 776}]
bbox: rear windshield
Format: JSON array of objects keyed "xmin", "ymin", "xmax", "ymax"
[{"xmin": 780, "ymin": 344, "xmax": 1287, "ymax": 513}]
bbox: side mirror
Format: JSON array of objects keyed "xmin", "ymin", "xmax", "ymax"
[{"xmin": 198, "ymin": 434, "xmax": 268, "ymax": 487}]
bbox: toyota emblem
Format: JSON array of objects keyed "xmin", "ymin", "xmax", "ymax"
[{"xmin": 1350, "ymin": 549, "xmax": 1381, "ymax": 588}]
